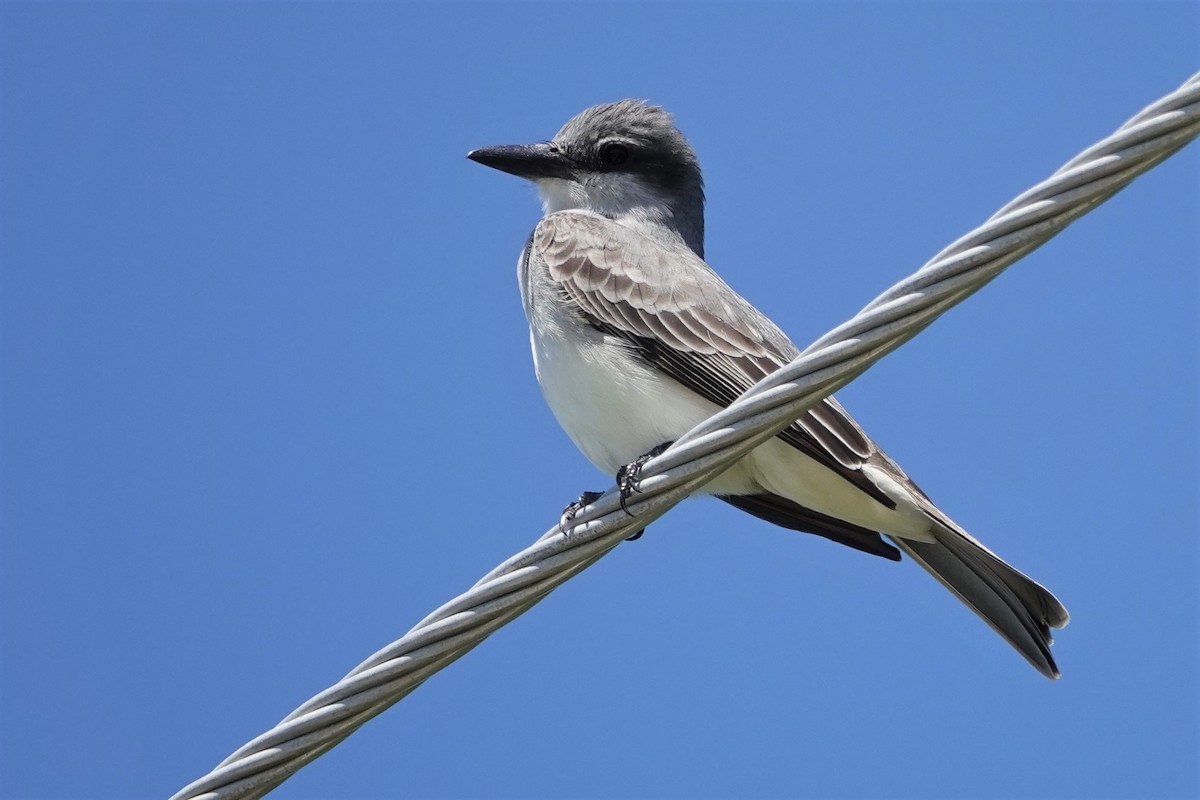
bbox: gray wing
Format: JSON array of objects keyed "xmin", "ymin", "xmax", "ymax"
[{"xmin": 532, "ymin": 211, "xmax": 901, "ymax": 525}]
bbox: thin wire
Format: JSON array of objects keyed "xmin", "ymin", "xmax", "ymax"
[{"xmin": 170, "ymin": 71, "xmax": 1200, "ymax": 800}]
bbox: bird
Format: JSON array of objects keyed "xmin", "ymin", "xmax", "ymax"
[{"xmin": 468, "ymin": 99, "xmax": 1069, "ymax": 678}]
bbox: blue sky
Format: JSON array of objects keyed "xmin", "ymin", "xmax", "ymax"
[{"xmin": 2, "ymin": 3, "xmax": 1196, "ymax": 799}]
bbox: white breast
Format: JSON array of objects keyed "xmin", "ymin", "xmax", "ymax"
[
  {"xmin": 525, "ymin": 303, "xmax": 933, "ymax": 536},
  {"xmin": 526, "ymin": 301, "xmax": 757, "ymax": 497}
]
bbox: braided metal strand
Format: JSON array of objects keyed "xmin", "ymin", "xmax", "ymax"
[{"xmin": 171, "ymin": 71, "xmax": 1200, "ymax": 800}]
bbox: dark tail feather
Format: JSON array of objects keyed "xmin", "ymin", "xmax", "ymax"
[
  {"xmin": 720, "ymin": 493, "xmax": 901, "ymax": 561},
  {"xmin": 890, "ymin": 526, "xmax": 1069, "ymax": 679},
  {"xmin": 721, "ymin": 493, "xmax": 1068, "ymax": 677}
]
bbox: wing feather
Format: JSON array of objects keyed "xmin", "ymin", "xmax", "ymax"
[{"xmin": 535, "ymin": 212, "xmax": 897, "ymax": 509}]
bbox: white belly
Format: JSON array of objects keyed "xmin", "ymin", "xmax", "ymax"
[
  {"xmin": 527, "ymin": 314, "xmax": 933, "ymax": 540},
  {"xmin": 529, "ymin": 316, "xmax": 757, "ymax": 495}
]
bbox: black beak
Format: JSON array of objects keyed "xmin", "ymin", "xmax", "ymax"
[{"xmin": 467, "ymin": 142, "xmax": 575, "ymax": 181}]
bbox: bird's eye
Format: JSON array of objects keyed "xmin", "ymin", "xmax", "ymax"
[{"xmin": 600, "ymin": 143, "xmax": 630, "ymax": 167}]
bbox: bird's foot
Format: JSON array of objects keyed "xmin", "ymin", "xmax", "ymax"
[
  {"xmin": 560, "ymin": 490, "xmax": 604, "ymax": 535},
  {"xmin": 559, "ymin": 490, "xmax": 646, "ymax": 541},
  {"xmin": 615, "ymin": 441, "xmax": 675, "ymax": 517}
]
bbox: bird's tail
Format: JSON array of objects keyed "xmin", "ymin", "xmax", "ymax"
[{"xmin": 889, "ymin": 519, "xmax": 1070, "ymax": 679}]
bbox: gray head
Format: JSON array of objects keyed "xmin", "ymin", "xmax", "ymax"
[{"xmin": 469, "ymin": 100, "xmax": 706, "ymax": 257}]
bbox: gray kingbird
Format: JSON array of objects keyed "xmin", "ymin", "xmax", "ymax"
[{"xmin": 468, "ymin": 100, "xmax": 1068, "ymax": 678}]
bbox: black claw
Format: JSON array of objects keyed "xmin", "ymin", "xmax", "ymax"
[
  {"xmin": 615, "ymin": 441, "xmax": 675, "ymax": 518},
  {"xmin": 616, "ymin": 464, "xmax": 639, "ymax": 517},
  {"xmin": 560, "ymin": 490, "xmax": 604, "ymax": 534},
  {"xmin": 625, "ymin": 528, "xmax": 645, "ymax": 542}
]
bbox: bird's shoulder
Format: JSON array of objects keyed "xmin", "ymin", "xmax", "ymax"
[
  {"xmin": 532, "ymin": 211, "xmax": 697, "ymax": 281},
  {"xmin": 531, "ymin": 211, "xmax": 785, "ymax": 356}
]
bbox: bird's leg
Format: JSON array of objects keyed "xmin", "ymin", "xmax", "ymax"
[
  {"xmin": 559, "ymin": 490, "xmax": 647, "ymax": 542},
  {"xmin": 559, "ymin": 441, "xmax": 674, "ymax": 541},
  {"xmin": 560, "ymin": 490, "xmax": 604, "ymax": 535},
  {"xmin": 615, "ymin": 441, "xmax": 675, "ymax": 517}
]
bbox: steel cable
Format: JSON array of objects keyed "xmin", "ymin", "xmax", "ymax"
[{"xmin": 171, "ymin": 71, "xmax": 1200, "ymax": 800}]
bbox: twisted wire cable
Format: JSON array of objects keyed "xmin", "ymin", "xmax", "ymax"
[{"xmin": 171, "ymin": 71, "xmax": 1200, "ymax": 800}]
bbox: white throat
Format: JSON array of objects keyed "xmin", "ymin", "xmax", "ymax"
[
  {"xmin": 536, "ymin": 178, "xmax": 585, "ymax": 215},
  {"xmin": 536, "ymin": 174, "xmax": 673, "ymax": 225}
]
